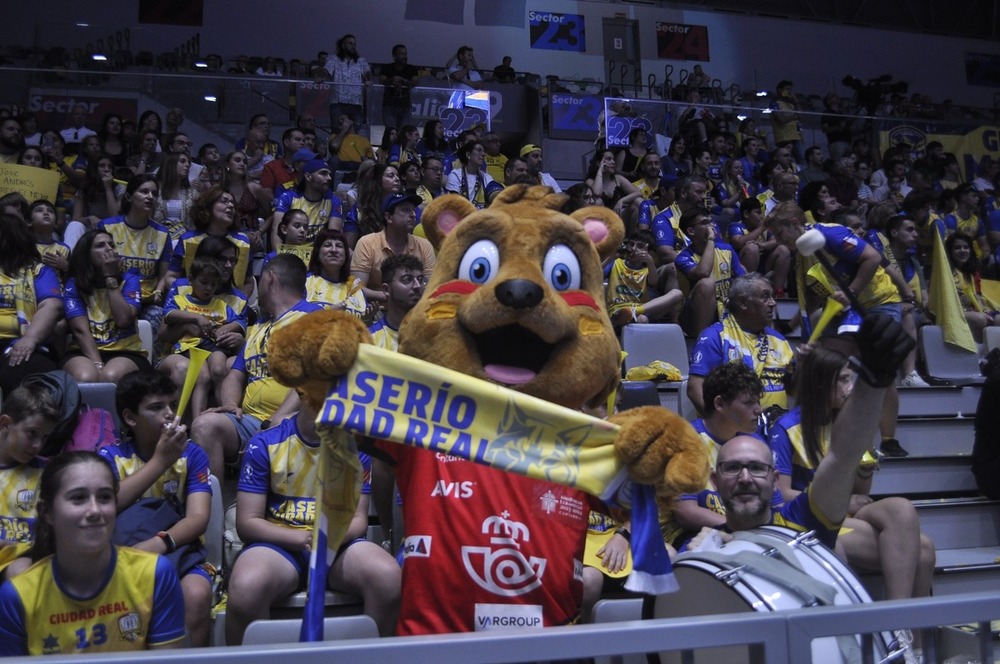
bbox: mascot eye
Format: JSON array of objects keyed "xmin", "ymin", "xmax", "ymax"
[
  {"xmin": 542, "ymin": 244, "xmax": 581, "ymax": 291},
  {"xmin": 458, "ymin": 239, "xmax": 500, "ymax": 285}
]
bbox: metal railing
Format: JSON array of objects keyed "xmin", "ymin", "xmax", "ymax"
[{"xmin": 10, "ymin": 591, "xmax": 998, "ymax": 664}]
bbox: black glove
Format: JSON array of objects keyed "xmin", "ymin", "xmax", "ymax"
[{"xmin": 850, "ymin": 314, "xmax": 914, "ymax": 388}]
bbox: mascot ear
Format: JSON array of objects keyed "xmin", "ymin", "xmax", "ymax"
[
  {"xmin": 570, "ymin": 206, "xmax": 626, "ymax": 263},
  {"xmin": 421, "ymin": 194, "xmax": 478, "ymax": 251}
]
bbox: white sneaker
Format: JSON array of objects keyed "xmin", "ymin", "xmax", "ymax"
[{"xmin": 899, "ymin": 371, "xmax": 930, "ymax": 388}]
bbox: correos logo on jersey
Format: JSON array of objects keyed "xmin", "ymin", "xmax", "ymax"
[{"xmin": 462, "ymin": 513, "xmax": 546, "ymax": 596}]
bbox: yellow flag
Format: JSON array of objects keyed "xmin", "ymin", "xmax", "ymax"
[
  {"xmin": 317, "ymin": 344, "xmax": 624, "ymax": 497},
  {"xmin": 928, "ymin": 227, "xmax": 977, "ymax": 352}
]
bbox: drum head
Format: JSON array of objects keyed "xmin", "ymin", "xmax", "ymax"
[{"xmin": 642, "ymin": 527, "xmax": 891, "ymax": 664}]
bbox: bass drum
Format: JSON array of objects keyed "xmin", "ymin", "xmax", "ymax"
[{"xmin": 645, "ymin": 526, "xmax": 893, "ymax": 664}]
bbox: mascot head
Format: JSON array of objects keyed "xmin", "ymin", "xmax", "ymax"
[{"xmin": 400, "ymin": 185, "xmax": 624, "ymax": 410}]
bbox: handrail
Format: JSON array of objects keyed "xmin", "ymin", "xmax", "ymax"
[{"xmin": 9, "ymin": 591, "xmax": 998, "ymax": 664}]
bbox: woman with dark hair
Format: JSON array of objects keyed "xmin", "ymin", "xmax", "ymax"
[
  {"xmin": 661, "ymin": 135, "xmax": 690, "ymax": 184},
  {"xmin": 377, "ymin": 126, "xmax": 398, "ymax": 165},
  {"xmin": 0, "ymin": 451, "xmax": 185, "ymax": 654},
  {"xmin": 418, "ymin": 119, "xmax": 447, "ymax": 159},
  {"xmin": 98, "ymin": 113, "xmax": 128, "ymax": 169},
  {"xmin": 137, "ymin": 110, "xmax": 164, "ymax": 152},
  {"xmin": 388, "ymin": 125, "xmax": 421, "ymax": 167},
  {"xmin": 97, "ymin": 174, "xmax": 172, "ymax": 339},
  {"xmin": 0, "ymin": 213, "xmax": 63, "ymax": 397},
  {"xmin": 445, "ymin": 140, "xmax": 495, "ymax": 209},
  {"xmin": 222, "ymin": 150, "xmax": 270, "ymax": 254},
  {"xmin": 153, "ymin": 151, "xmax": 195, "ymax": 240},
  {"xmin": 168, "ymin": 188, "xmax": 252, "ymax": 295},
  {"xmin": 63, "ymin": 229, "xmax": 152, "ymax": 382},
  {"xmin": 946, "ymin": 231, "xmax": 1000, "ymax": 342},
  {"xmin": 614, "ymin": 127, "xmax": 649, "ymax": 181},
  {"xmin": 72, "ymin": 153, "xmax": 125, "ymax": 227},
  {"xmin": 305, "ymin": 228, "xmax": 367, "ymax": 317},
  {"xmin": 350, "ymin": 162, "xmax": 402, "ymax": 242},
  {"xmin": 768, "ymin": 347, "xmax": 935, "ymax": 604},
  {"xmin": 584, "ymin": 148, "xmax": 640, "ymax": 216}
]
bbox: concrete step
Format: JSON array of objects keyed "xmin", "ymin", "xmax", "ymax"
[
  {"xmin": 912, "ymin": 498, "xmax": 1000, "ymax": 550},
  {"xmin": 871, "ymin": 456, "xmax": 977, "ymax": 497},
  {"xmin": 884, "ymin": 417, "xmax": 974, "ymax": 457},
  {"xmin": 897, "ymin": 385, "xmax": 981, "ymax": 418}
]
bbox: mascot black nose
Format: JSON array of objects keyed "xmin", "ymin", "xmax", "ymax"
[{"xmin": 495, "ymin": 279, "xmax": 544, "ymax": 309}]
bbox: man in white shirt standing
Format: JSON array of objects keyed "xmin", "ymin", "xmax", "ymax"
[{"xmin": 325, "ymin": 34, "xmax": 372, "ymax": 136}]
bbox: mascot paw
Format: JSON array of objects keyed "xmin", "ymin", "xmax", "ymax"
[
  {"xmin": 268, "ymin": 310, "xmax": 373, "ymax": 410},
  {"xmin": 609, "ymin": 406, "xmax": 709, "ymax": 496}
]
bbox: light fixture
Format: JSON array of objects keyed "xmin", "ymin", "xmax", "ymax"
[
  {"xmin": 755, "ymin": 91, "xmax": 768, "ymax": 97},
  {"xmin": 204, "ymin": 95, "xmax": 217, "ymax": 102},
  {"xmin": 195, "ymin": 61, "xmax": 208, "ymax": 68},
  {"xmin": 736, "ymin": 115, "xmax": 747, "ymax": 121},
  {"xmin": 92, "ymin": 54, "xmax": 107, "ymax": 61}
]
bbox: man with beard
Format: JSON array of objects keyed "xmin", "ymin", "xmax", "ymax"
[
  {"xmin": 0, "ymin": 117, "xmax": 23, "ymax": 164},
  {"xmin": 326, "ymin": 34, "xmax": 373, "ymax": 133},
  {"xmin": 520, "ymin": 144, "xmax": 562, "ymax": 193},
  {"xmin": 369, "ymin": 254, "xmax": 426, "ymax": 352},
  {"xmin": 690, "ymin": 314, "xmax": 911, "ymax": 549},
  {"xmin": 380, "ymin": 44, "xmax": 419, "ymax": 130}
]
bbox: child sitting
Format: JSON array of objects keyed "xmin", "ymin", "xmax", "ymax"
[
  {"xmin": 98, "ymin": 371, "xmax": 213, "ymax": 646},
  {"xmin": 158, "ymin": 256, "xmax": 246, "ymax": 418},
  {"xmin": 0, "ymin": 383, "xmax": 58, "ymax": 580},
  {"xmin": 27, "ymin": 200, "xmax": 69, "ymax": 280},
  {"xmin": 606, "ymin": 230, "xmax": 682, "ymax": 328},
  {"xmin": 268, "ymin": 209, "xmax": 313, "ymax": 266}
]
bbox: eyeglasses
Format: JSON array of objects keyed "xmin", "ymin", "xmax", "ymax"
[{"xmin": 717, "ymin": 461, "xmax": 773, "ymax": 477}]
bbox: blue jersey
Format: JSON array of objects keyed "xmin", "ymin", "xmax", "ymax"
[
  {"xmin": 98, "ymin": 217, "xmax": 172, "ymax": 300},
  {"xmin": 650, "ymin": 205, "xmax": 689, "ymax": 251},
  {"xmin": 273, "ymin": 189, "xmax": 344, "ymax": 242},
  {"xmin": 99, "ymin": 439, "xmax": 212, "ymax": 510},
  {"xmin": 238, "ymin": 416, "xmax": 371, "ymax": 530},
  {"xmin": 64, "ymin": 270, "xmax": 144, "ymax": 354},
  {"xmin": 689, "ymin": 316, "xmax": 794, "ymax": 410}
]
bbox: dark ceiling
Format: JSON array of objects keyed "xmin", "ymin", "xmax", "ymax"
[{"xmin": 630, "ymin": 0, "xmax": 1000, "ymax": 41}]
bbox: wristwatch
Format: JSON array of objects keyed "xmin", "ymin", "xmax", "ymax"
[{"xmin": 156, "ymin": 531, "xmax": 177, "ymax": 553}]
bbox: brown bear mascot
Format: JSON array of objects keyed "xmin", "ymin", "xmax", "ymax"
[{"xmin": 268, "ymin": 185, "xmax": 707, "ymax": 635}]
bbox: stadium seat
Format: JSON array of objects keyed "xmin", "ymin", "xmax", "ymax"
[
  {"xmin": 206, "ymin": 475, "xmax": 223, "ymax": 572},
  {"xmin": 137, "ymin": 319, "xmax": 154, "ymax": 363},
  {"xmin": 984, "ymin": 327, "xmax": 1000, "ymax": 354},
  {"xmin": 919, "ymin": 325, "xmax": 985, "ymax": 386},
  {"xmin": 242, "ymin": 614, "xmax": 378, "ymax": 645},
  {"xmin": 621, "ymin": 324, "xmax": 689, "ymax": 378},
  {"xmin": 78, "ymin": 382, "xmax": 123, "ymax": 435},
  {"xmin": 618, "ymin": 380, "xmax": 660, "ymax": 410}
]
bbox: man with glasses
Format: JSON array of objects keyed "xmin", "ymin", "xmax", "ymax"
[
  {"xmin": 415, "ymin": 157, "xmax": 445, "ymax": 207},
  {"xmin": 690, "ymin": 314, "xmax": 912, "ymax": 549},
  {"xmin": 351, "ymin": 193, "xmax": 436, "ymax": 305}
]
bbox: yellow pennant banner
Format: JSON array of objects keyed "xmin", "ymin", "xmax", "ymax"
[{"xmin": 317, "ymin": 344, "xmax": 625, "ymax": 497}]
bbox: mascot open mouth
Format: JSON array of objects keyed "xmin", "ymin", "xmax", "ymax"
[{"xmin": 475, "ymin": 324, "xmax": 555, "ymax": 385}]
